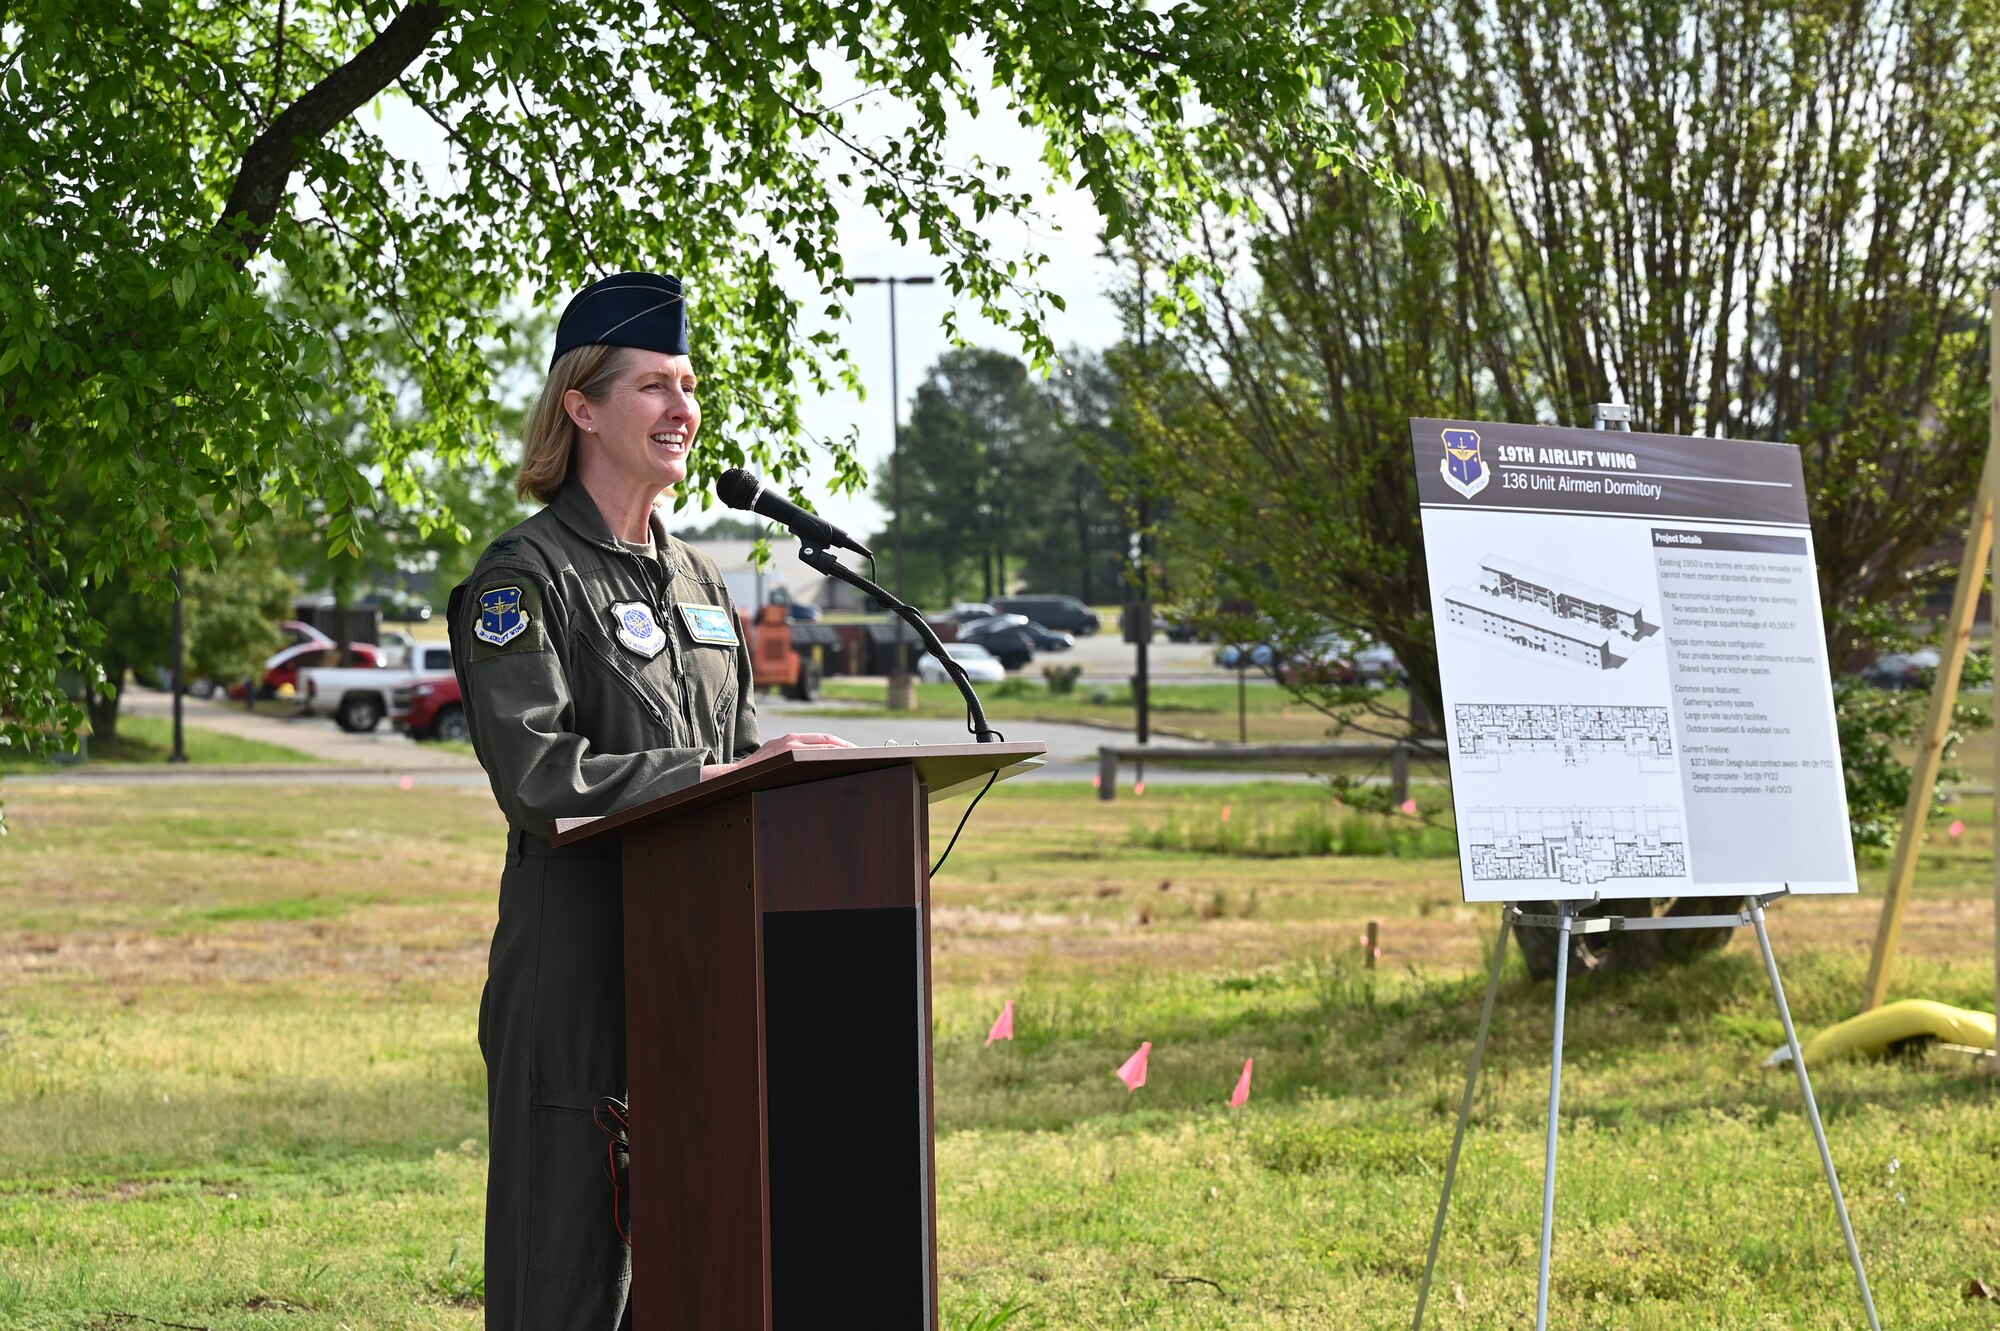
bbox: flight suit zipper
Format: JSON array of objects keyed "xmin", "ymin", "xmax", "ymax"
[
  {"xmin": 654, "ymin": 558, "xmax": 700, "ymax": 745},
  {"xmin": 583, "ymin": 634, "xmax": 674, "ymax": 740}
]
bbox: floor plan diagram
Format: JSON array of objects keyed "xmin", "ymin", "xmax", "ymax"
[
  {"xmin": 1463, "ymin": 806, "xmax": 1688, "ymax": 886},
  {"xmin": 1454, "ymin": 704, "xmax": 1675, "ymax": 772}
]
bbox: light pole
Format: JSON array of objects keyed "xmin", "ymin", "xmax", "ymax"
[{"xmin": 852, "ymin": 274, "xmax": 935, "ymax": 708}]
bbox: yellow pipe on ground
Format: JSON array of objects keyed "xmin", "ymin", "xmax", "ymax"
[{"xmin": 1766, "ymin": 1000, "xmax": 1997, "ymax": 1068}]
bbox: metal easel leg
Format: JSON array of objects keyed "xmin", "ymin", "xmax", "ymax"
[
  {"xmin": 1412, "ymin": 907, "xmax": 1516, "ymax": 1331},
  {"xmin": 1534, "ymin": 901, "xmax": 1573, "ymax": 1331},
  {"xmin": 1751, "ymin": 897, "xmax": 1883, "ymax": 1331}
]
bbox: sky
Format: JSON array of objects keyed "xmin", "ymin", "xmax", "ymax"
[{"xmin": 370, "ymin": 58, "xmax": 1134, "ymax": 544}]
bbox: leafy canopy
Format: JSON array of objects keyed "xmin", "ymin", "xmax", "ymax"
[
  {"xmin": 0, "ymin": 0, "xmax": 1430, "ymax": 760},
  {"xmin": 1115, "ymin": 0, "xmax": 1999, "ymax": 845}
]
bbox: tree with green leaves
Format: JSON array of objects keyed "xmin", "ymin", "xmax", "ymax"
[
  {"xmin": 0, "ymin": 0, "xmax": 1429, "ymax": 768},
  {"xmin": 62, "ymin": 501, "xmax": 296, "ymax": 743},
  {"xmin": 1119, "ymin": 0, "xmax": 1998, "ymax": 861},
  {"xmin": 879, "ymin": 348, "xmax": 1063, "ymax": 605}
]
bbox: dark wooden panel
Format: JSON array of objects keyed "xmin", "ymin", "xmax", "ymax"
[
  {"xmin": 917, "ymin": 800, "xmax": 939, "ymax": 1331},
  {"xmin": 754, "ymin": 765, "xmax": 925, "ymax": 914},
  {"xmin": 764, "ymin": 908, "xmax": 931, "ymax": 1329},
  {"xmin": 623, "ymin": 796, "xmax": 770, "ymax": 1331}
]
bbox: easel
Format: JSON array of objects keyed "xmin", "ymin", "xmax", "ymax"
[
  {"xmin": 1410, "ymin": 896, "xmax": 1881, "ymax": 1331},
  {"xmin": 1861, "ymin": 287, "xmax": 2000, "ymax": 1031},
  {"xmin": 1413, "ymin": 403, "xmax": 1881, "ymax": 1330}
]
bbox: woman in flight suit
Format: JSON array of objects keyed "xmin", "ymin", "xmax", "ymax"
[{"xmin": 448, "ymin": 271, "xmax": 849, "ymax": 1329}]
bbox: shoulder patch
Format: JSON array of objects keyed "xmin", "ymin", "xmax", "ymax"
[{"xmin": 468, "ymin": 578, "xmax": 549, "ymax": 660}]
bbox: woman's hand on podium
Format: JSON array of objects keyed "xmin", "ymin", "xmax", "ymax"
[{"xmin": 700, "ymin": 732, "xmax": 855, "ymax": 781}]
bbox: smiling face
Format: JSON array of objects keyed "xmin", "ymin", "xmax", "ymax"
[{"xmin": 563, "ymin": 349, "xmax": 702, "ymax": 495}]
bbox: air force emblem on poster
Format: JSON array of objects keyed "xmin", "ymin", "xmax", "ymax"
[
  {"xmin": 1441, "ymin": 428, "xmax": 1490, "ymax": 499},
  {"xmin": 677, "ymin": 602, "xmax": 740, "ymax": 646},
  {"xmin": 474, "ymin": 586, "xmax": 528, "ymax": 647},
  {"xmin": 611, "ymin": 601, "xmax": 667, "ymax": 659}
]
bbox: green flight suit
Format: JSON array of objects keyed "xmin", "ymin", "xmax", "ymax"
[{"xmin": 448, "ymin": 476, "xmax": 759, "ymax": 1330}]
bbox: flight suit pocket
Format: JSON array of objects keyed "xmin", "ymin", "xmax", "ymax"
[{"xmin": 526, "ymin": 1095, "xmax": 630, "ymax": 1281}]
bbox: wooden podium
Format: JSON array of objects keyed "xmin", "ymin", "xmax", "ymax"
[{"xmin": 550, "ymin": 742, "xmax": 1046, "ymax": 1330}]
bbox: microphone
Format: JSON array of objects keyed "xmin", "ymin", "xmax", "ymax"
[{"xmin": 716, "ymin": 468, "xmax": 875, "ymax": 559}]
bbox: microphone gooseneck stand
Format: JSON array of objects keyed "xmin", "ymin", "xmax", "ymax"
[{"xmin": 794, "ymin": 543, "xmax": 1002, "ymax": 744}]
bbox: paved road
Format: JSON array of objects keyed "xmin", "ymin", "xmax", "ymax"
[
  {"xmin": 119, "ymin": 687, "xmax": 480, "ymax": 767},
  {"xmin": 23, "ymin": 682, "xmax": 1323, "ymax": 790}
]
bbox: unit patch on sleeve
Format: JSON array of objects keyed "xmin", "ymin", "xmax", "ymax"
[
  {"xmin": 610, "ymin": 601, "xmax": 667, "ymax": 659},
  {"xmin": 467, "ymin": 579, "xmax": 548, "ymax": 660},
  {"xmin": 676, "ymin": 602, "xmax": 740, "ymax": 646}
]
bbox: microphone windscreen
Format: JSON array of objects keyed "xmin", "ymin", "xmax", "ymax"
[{"xmin": 716, "ymin": 468, "xmax": 762, "ymax": 511}]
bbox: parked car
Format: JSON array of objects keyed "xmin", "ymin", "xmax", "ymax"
[
  {"xmin": 1214, "ymin": 641, "xmax": 1279, "ymax": 670},
  {"xmin": 392, "ymin": 674, "xmax": 469, "ymax": 742},
  {"xmin": 785, "ymin": 601, "xmax": 822, "ymax": 623},
  {"xmin": 281, "ymin": 620, "xmax": 336, "ymax": 651},
  {"xmin": 299, "ymin": 641, "xmax": 455, "ymax": 732},
  {"xmin": 359, "ymin": 590, "xmax": 433, "ymax": 623},
  {"xmin": 1020, "ymin": 622, "xmax": 1074, "ymax": 652},
  {"xmin": 230, "ymin": 639, "xmax": 384, "ymax": 700},
  {"xmin": 1351, "ymin": 642, "xmax": 1407, "ymax": 687},
  {"xmin": 952, "ymin": 618, "xmax": 1036, "ymax": 670},
  {"xmin": 917, "ymin": 641, "xmax": 1007, "ymax": 684},
  {"xmin": 974, "ymin": 613, "xmax": 1072, "ymax": 651},
  {"xmin": 1860, "ymin": 649, "xmax": 1941, "ymax": 690},
  {"xmin": 992, "ymin": 594, "xmax": 1100, "ymax": 635},
  {"xmin": 938, "ymin": 602, "xmax": 1001, "ymax": 624}
]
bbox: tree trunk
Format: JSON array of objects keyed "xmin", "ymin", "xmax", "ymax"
[
  {"xmin": 87, "ymin": 674, "xmax": 123, "ymax": 747},
  {"xmin": 1075, "ymin": 467, "xmax": 1092, "ymax": 602}
]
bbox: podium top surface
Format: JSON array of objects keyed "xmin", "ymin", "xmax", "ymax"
[{"xmin": 548, "ymin": 741, "xmax": 1047, "ymax": 848}]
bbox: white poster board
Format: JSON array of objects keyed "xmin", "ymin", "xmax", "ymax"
[{"xmin": 1412, "ymin": 418, "xmax": 1857, "ymax": 903}]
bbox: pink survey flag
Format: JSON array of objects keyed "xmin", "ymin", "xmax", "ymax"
[
  {"xmin": 1400, "ymin": 798, "xmax": 1418, "ymax": 815},
  {"xmin": 1115, "ymin": 1041, "xmax": 1151, "ymax": 1091},
  {"xmin": 986, "ymin": 1000, "xmax": 1015, "ymax": 1046},
  {"xmin": 1950, "ymin": 819, "xmax": 1966, "ymax": 838},
  {"xmin": 1229, "ymin": 1058, "xmax": 1253, "ymax": 1108}
]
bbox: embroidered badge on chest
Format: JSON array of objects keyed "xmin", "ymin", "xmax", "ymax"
[
  {"xmin": 677, "ymin": 602, "xmax": 740, "ymax": 646},
  {"xmin": 609, "ymin": 601, "xmax": 667, "ymax": 659}
]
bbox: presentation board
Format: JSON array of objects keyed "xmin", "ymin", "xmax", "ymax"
[{"xmin": 1412, "ymin": 418, "xmax": 1857, "ymax": 902}]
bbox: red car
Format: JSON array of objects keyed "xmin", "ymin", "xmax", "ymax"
[
  {"xmin": 229, "ymin": 638, "xmax": 384, "ymax": 700},
  {"xmin": 391, "ymin": 674, "xmax": 468, "ymax": 743}
]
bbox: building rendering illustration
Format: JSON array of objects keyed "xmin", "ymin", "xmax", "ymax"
[{"xmin": 1440, "ymin": 555, "xmax": 1655, "ymax": 670}]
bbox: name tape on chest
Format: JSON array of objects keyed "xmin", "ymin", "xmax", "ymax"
[
  {"xmin": 677, "ymin": 602, "xmax": 740, "ymax": 646},
  {"xmin": 610, "ymin": 601, "xmax": 667, "ymax": 659}
]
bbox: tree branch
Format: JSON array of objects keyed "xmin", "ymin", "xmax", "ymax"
[{"xmin": 214, "ymin": 0, "xmax": 449, "ymax": 263}]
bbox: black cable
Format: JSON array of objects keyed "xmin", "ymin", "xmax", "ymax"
[{"xmin": 930, "ymin": 769, "xmax": 998, "ymax": 878}]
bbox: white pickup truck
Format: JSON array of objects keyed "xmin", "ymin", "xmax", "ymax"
[{"xmin": 297, "ymin": 642, "xmax": 456, "ymax": 733}]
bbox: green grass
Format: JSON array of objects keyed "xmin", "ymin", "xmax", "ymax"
[
  {"xmin": 0, "ymin": 713, "xmax": 318, "ymax": 774},
  {"xmin": 1129, "ymin": 803, "xmax": 1459, "ymax": 859},
  {"xmin": 0, "ymin": 780, "xmax": 1995, "ymax": 1328}
]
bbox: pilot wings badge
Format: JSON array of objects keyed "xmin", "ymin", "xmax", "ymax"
[{"xmin": 1441, "ymin": 427, "xmax": 1490, "ymax": 499}]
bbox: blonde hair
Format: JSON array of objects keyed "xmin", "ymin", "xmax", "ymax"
[{"xmin": 517, "ymin": 343, "xmax": 634, "ymax": 503}]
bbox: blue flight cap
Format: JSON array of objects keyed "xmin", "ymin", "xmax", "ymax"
[{"xmin": 550, "ymin": 272, "xmax": 688, "ymax": 367}]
